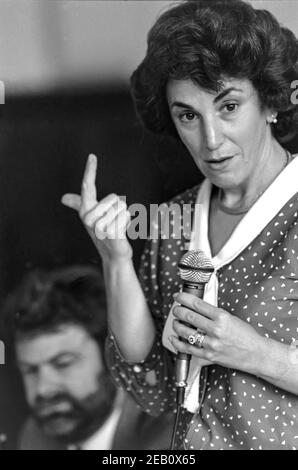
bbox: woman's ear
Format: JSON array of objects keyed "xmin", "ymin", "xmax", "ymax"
[{"xmin": 266, "ymin": 112, "xmax": 278, "ymax": 124}]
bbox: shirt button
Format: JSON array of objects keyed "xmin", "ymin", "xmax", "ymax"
[{"xmin": 133, "ymin": 365, "xmax": 142, "ymax": 373}]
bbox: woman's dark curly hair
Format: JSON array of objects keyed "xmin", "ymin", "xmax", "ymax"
[{"xmin": 131, "ymin": 0, "xmax": 298, "ymax": 141}]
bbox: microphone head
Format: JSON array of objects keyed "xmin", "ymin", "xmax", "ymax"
[{"xmin": 178, "ymin": 249, "xmax": 214, "ymax": 284}]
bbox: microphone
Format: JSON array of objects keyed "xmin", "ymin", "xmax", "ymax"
[{"xmin": 175, "ymin": 249, "xmax": 214, "ymax": 405}]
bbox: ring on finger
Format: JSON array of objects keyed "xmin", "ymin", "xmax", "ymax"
[
  {"xmin": 187, "ymin": 329, "xmax": 203, "ymax": 346},
  {"xmin": 195, "ymin": 332, "xmax": 206, "ymax": 349}
]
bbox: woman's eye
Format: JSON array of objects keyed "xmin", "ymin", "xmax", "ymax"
[
  {"xmin": 223, "ymin": 103, "xmax": 238, "ymax": 113},
  {"xmin": 180, "ymin": 112, "xmax": 197, "ymax": 122}
]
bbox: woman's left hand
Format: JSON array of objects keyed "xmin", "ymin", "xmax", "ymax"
[{"xmin": 170, "ymin": 291, "xmax": 266, "ymax": 374}]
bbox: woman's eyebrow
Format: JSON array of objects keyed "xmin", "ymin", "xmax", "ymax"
[
  {"xmin": 170, "ymin": 87, "xmax": 243, "ymax": 110},
  {"xmin": 170, "ymin": 102, "xmax": 197, "ymax": 111},
  {"xmin": 214, "ymin": 87, "xmax": 243, "ymax": 103}
]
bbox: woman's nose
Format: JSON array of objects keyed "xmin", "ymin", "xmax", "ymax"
[{"xmin": 203, "ymin": 116, "xmax": 224, "ymax": 151}]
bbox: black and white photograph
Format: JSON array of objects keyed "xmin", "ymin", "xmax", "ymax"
[{"xmin": 0, "ymin": 0, "xmax": 298, "ymax": 452}]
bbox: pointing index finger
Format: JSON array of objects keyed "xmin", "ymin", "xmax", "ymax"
[{"xmin": 81, "ymin": 154, "xmax": 98, "ymax": 212}]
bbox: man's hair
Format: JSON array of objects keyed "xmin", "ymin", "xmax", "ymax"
[
  {"xmin": 131, "ymin": 0, "xmax": 298, "ymax": 140},
  {"xmin": 3, "ymin": 265, "xmax": 108, "ymax": 360}
]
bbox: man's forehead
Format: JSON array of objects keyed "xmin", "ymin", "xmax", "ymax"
[{"xmin": 16, "ymin": 324, "xmax": 90, "ymax": 364}]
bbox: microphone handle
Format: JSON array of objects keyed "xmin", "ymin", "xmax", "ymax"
[{"xmin": 175, "ymin": 281, "xmax": 205, "ymax": 404}]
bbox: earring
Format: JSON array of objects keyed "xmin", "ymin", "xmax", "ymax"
[{"xmin": 272, "ymin": 114, "xmax": 278, "ymax": 124}]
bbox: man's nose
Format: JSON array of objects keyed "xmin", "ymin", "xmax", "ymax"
[
  {"xmin": 203, "ymin": 115, "xmax": 224, "ymax": 152},
  {"xmin": 35, "ymin": 367, "xmax": 61, "ymax": 398}
]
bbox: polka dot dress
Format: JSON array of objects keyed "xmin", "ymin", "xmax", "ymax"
[{"xmin": 106, "ymin": 184, "xmax": 298, "ymax": 450}]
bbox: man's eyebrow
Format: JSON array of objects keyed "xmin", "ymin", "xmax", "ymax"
[
  {"xmin": 18, "ymin": 361, "xmax": 37, "ymax": 369},
  {"xmin": 170, "ymin": 87, "xmax": 243, "ymax": 109}
]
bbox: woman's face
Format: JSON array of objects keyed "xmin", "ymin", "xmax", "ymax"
[{"xmin": 167, "ymin": 77, "xmax": 273, "ymax": 190}]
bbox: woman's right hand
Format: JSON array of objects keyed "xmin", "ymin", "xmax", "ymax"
[{"xmin": 61, "ymin": 154, "xmax": 133, "ymax": 264}]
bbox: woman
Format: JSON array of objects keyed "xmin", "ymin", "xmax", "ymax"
[{"xmin": 62, "ymin": 0, "xmax": 298, "ymax": 450}]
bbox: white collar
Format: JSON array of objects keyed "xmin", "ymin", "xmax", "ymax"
[{"xmin": 190, "ymin": 154, "xmax": 298, "ymax": 266}]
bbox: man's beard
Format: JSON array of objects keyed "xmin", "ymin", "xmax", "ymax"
[{"xmin": 31, "ymin": 372, "xmax": 118, "ymax": 444}]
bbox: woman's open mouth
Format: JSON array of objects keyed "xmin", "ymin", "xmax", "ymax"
[{"xmin": 206, "ymin": 155, "xmax": 235, "ymax": 170}]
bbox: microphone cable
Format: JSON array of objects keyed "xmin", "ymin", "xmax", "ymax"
[{"xmin": 170, "ymin": 403, "xmax": 183, "ymax": 450}]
